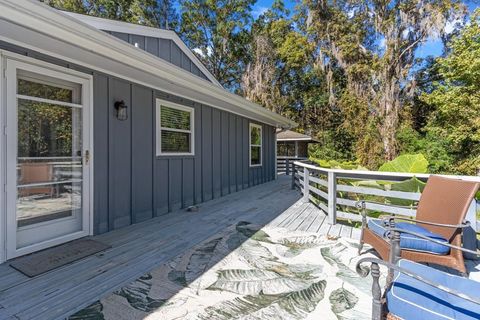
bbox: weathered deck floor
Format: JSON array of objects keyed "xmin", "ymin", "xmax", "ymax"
[
  {"xmin": 0, "ymin": 176, "xmax": 347, "ymax": 320},
  {"xmin": 1, "ymin": 176, "xmax": 477, "ymax": 319}
]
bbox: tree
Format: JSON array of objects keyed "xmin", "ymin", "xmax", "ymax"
[
  {"xmin": 43, "ymin": 0, "xmax": 179, "ymax": 30},
  {"xmin": 303, "ymin": 0, "xmax": 466, "ymax": 162},
  {"xmin": 421, "ymin": 9, "xmax": 480, "ymax": 175},
  {"xmin": 179, "ymin": 0, "xmax": 255, "ymax": 90},
  {"xmin": 242, "ymin": 1, "xmax": 317, "ymax": 115}
]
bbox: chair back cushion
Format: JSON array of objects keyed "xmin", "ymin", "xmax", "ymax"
[
  {"xmin": 387, "ymin": 259, "xmax": 480, "ymax": 320},
  {"xmin": 368, "ymin": 219, "xmax": 450, "ymax": 254},
  {"xmin": 416, "ymin": 176, "xmax": 479, "ymax": 240}
]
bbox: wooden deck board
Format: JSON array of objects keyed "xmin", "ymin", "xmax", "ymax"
[
  {"xmin": 351, "ymin": 226, "xmax": 362, "ymax": 240},
  {"xmin": 286, "ymin": 204, "xmax": 316, "ymax": 230},
  {"xmin": 297, "ymin": 208, "xmax": 321, "ymax": 232},
  {"xmin": 0, "ymin": 176, "xmax": 367, "ymax": 320},
  {"xmin": 340, "ymin": 224, "xmax": 353, "ymax": 239},
  {"xmin": 310, "ymin": 212, "xmax": 327, "ymax": 233},
  {"xmin": 276, "ymin": 202, "xmax": 309, "ymax": 228}
]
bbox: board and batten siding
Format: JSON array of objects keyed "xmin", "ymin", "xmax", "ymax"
[
  {"xmin": 94, "ymin": 75, "xmax": 276, "ymax": 233},
  {"xmin": 105, "ymin": 31, "xmax": 211, "ymax": 82},
  {"xmin": 0, "ymin": 42, "xmax": 276, "ymax": 235}
]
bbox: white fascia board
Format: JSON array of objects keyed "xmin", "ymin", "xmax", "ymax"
[
  {"xmin": 277, "ymin": 138, "xmax": 313, "ymax": 141},
  {"xmin": 62, "ymin": 11, "xmax": 222, "ymax": 87},
  {"xmin": 0, "ymin": 0, "xmax": 296, "ymax": 129}
]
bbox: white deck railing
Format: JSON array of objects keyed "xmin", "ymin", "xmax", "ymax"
[
  {"xmin": 276, "ymin": 156, "xmax": 307, "ymax": 175},
  {"xmin": 291, "ymin": 160, "xmax": 480, "ymax": 249}
]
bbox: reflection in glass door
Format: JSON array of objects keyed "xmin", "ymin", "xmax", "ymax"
[{"xmin": 5, "ymin": 59, "xmax": 91, "ymax": 258}]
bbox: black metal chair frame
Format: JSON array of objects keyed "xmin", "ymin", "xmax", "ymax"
[{"xmin": 356, "ymin": 226, "xmax": 480, "ymax": 320}]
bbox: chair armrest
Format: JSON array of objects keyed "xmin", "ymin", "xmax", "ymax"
[
  {"xmin": 356, "ymin": 257, "xmax": 480, "ymax": 305},
  {"xmin": 355, "ymin": 200, "xmax": 418, "ymax": 210},
  {"xmin": 383, "ymin": 216, "xmax": 470, "ymax": 229}
]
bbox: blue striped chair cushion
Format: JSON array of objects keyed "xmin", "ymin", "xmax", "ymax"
[
  {"xmin": 387, "ymin": 259, "xmax": 480, "ymax": 320},
  {"xmin": 368, "ymin": 219, "xmax": 450, "ymax": 255}
]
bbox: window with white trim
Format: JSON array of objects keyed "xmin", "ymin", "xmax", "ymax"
[
  {"xmin": 156, "ymin": 99, "xmax": 194, "ymax": 155},
  {"xmin": 249, "ymin": 123, "xmax": 262, "ymax": 166}
]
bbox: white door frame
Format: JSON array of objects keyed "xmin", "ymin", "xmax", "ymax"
[{"xmin": 0, "ymin": 51, "xmax": 94, "ymax": 262}]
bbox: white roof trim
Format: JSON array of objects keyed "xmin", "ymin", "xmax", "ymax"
[
  {"xmin": 277, "ymin": 138, "xmax": 314, "ymax": 141},
  {"xmin": 0, "ymin": 0, "xmax": 296, "ymax": 129},
  {"xmin": 62, "ymin": 11, "xmax": 222, "ymax": 87}
]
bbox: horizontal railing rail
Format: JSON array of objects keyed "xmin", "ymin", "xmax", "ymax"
[
  {"xmin": 291, "ymin": 160, "xmax": 480, "ymax": 250},
  {"xmin": 276, "ymin": 156, "xmax": 306, "ymax": 175}
]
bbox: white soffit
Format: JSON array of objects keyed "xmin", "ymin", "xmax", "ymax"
[
  {"xmin": 0, "ymin": 0, "xmax": 296, "ymax": 129},
  {"xmin": 62, "ymin": 11, "xmax": 222, "ymax": 87}
]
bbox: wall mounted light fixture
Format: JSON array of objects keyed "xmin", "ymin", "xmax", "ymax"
[{"xmin": 114, "ymin": 100, "xmax": 128, "ymax": 121}]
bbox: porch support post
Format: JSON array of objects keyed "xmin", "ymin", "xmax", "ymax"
[
  {"xmin": 274, "ymin": 129, "xmax": 278, "ymax": 179},
  {"xmin": 291, "ymin": 162, "xmax": 296, "ymax": 190},
  {"xmin": 303, "ymin": 167, "xmax": 309, "ymax": 201},
  {"xmin": 286, "ymin": 158, "xmax": 290, "ymax": 175},
  {"xmin": 327, "ymin": 171, "xmax": 337, "ymax": 224}
]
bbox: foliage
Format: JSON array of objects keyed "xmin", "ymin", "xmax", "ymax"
[
  {"xmin": 179, "ymin": 0, "xmax": 255, "ymax": 91},
  {"xmin": 379, "ymin": 154, "xmax": 428, "ymax": 174},
  {"xmin": 420, "ymin": 9, "xmax": 480, "ymax": 175},
  {"xmin": 309, "ymin": 158, "xmax": 365, "ymax": 171},
  {"xmin": 241, "ymin": 0, "xmax": 320, "ymax": 123},
  {"xmin": 303, "ymin": 0, "xmax": 465, "ymax": 162},
  {"xmin": 43, "ymin": 0, "xmax": 179, "ymax": 30}
]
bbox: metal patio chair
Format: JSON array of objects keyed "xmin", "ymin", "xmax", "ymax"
[
  {"xmin": 357, "ymin": 175, "xmax": 479, "ymax": 274},
  {"xmin": 357, "ymin": 227, "xmax": 480, "ymax": 320}
]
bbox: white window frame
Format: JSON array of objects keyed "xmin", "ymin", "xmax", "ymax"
[
  {"xmin": 156, "ymin": 98, "xmax": 195, "ymax": 156},
  {"xmin": 249, "ymin": 123, "xmax": 263, "ymax": 167}
]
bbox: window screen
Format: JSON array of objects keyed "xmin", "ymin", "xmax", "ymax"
[
  {"xmin": 277, "ymin": 142, "xmax": 296, "ymax": 157},
  {"xmin": 250, "ymin": 123, "xmax": 262, "ymax": 166},
  {"xmin": 157, "ymin": 102, "xmax": 194, "ymax": 155}
]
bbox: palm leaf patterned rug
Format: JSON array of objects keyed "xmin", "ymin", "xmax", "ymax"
[{"xmin": 70, "ymin": 221, "xmax": 383, "ymax": 320}]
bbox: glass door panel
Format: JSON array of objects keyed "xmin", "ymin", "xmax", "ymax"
[
  {"xmin": 16, "ymin": 99, "xmax": 83, "ymax": 228},
  {"xmin": 4, "ymin": 58, "xmax": 91, "ymax": 259}
]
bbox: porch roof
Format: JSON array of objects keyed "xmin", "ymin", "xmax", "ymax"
[{"xmin": 277, "ymin": 130, "xmax": 320, "ymax": 142}]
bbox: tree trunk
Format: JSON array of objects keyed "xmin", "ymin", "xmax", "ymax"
[{"xmin": 379, "ymin": 78, "xmax": 399, "ymax": 160}]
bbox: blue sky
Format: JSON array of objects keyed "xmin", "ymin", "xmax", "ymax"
[{"xmin": 252, "ymin": 0, "xmax": 479, "ymax": 58}]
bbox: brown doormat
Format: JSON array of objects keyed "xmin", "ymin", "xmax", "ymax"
[{"xmin": 10, "ymin": 238, "xmax": 111, "ymax": 277}]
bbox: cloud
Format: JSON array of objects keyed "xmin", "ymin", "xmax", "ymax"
[
  {"xmin": 379, "ymin": 37, "xmax": 386, "ymax": 48},
  {"xmin": 444, "ymin": 19, "xmax": 462, "ymax": 34},
  {"xmin": 252, "ymin": 6, "xmax": 268, "ymax": 18},
  {"xmin": 193, "ymin": 47, "xmax": 213, "ymax": 57}
]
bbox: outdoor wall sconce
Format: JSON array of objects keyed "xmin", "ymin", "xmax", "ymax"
[{"xmin": 114, "ymin": 100, "xmax": 128, "ymax": 121}]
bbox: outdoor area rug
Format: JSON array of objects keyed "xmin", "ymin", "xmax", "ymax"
[
  {"xmin": 10, "ymin": 238, "xmax": 111, "ymax": 277},
  {"xmin": 70, "ymin": 222, "xmax": 384, "ymax": 320}
]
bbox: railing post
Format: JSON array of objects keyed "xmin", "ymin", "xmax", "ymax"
[
  {"xmin": 291, "ymin": 162, "xmax": 296, "ymax": 190},
  {"xmin": 286, "ymin": 158, "xmax": 290, "ymax": 175},
  {"xmin": 303, "ymin": 167, "xmax": 310, "ymax": 201},
  {"xmin": 327, "ymin": 171, "xmax": 337, "ymax": 224}
]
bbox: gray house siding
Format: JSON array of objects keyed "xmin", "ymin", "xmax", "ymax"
[
  {"xmin": 0, "ymin": 42, "xmax": 276, "ymax": 235},
  {"xmin": 106, "ymin": 31, "xmax": 211, "ymax": 82}
]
